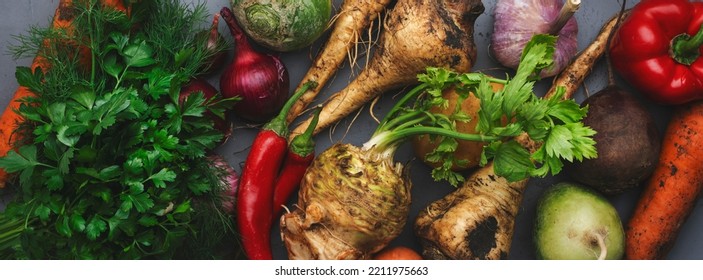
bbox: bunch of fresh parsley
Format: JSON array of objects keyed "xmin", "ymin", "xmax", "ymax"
[{"xmin": 0, "ymin": 0, "xmax": 240, "ymax": 259}]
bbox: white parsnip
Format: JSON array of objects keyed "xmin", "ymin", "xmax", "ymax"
[
  {"xmin": 289, "ymin": 0, "xmax": 485, "ymax": 139},
  {"xmin": 285, "ymin": 0, "xmax": 394, "ymax": 124}
]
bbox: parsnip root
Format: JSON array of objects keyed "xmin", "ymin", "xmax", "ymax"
[
  {"xmin": 285, "ymin": 0, "xmax": 393, "ymax": 124},
  {"xmin": 290, "ymin": 0, "xmax": 485, "ymax": 139},
  {"xmin": 414, "ymin": 162, "xmax": 528, "ymax": 259}
]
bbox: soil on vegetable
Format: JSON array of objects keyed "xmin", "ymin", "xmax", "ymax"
[{"xmin": 467, "ymin": 216, "xmax": 500, "ymax": 259}]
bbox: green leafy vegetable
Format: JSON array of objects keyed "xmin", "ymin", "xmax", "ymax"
[
  {"xmin": 0, "ymin": 0, "xmax": 240, "ymax": 259},
  {"xmin": 364, "ymin": 34, "xmax": 597, "ymax": 186}
]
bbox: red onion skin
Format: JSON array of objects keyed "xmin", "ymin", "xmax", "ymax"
[
  {"xmin": 491, "ymin": 0, "xmax": 578, "ymax": 78},
  {"xmin": 220, "ymin": 7, "xmax": 290, "ymax": 123},
  {"xmin": 208, "ymin": 154, "xmax": 239, "ymax": 215},
  {"xmin": 179, "ymin": 78, "xmax": 218, "ymax": 102}
]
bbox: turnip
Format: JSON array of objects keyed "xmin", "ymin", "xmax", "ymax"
[
  {"xmin": 534, "ymin": 182, "xmax": 625, "ymax": 260},
  {"xmin": 280, "ymin": 35, "xmax": 597, "ymax": 260}
]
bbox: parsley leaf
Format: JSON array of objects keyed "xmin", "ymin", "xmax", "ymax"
[
  {"xmin": 86, "ymin": 216, "xmax": 107, "ymax": 241},
  {"xmin": 0, "ymin": 145, "xmax": 41, "ymax": 173},
  {"xmin": 0, "ymin": 0, "xmax": 240, "ymax": 259}
]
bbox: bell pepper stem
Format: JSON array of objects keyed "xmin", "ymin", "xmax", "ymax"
[{"xmin": 671, "ymin": 23, "xmax": 703, "ymax": 65}]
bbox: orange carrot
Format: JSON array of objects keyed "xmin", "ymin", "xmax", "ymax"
[
  {"xmin": 0, "ymin": 0, "xmax": 126, "ymax": 188},
  {"xmin": 373, "ymin": 246, "xmax": 423, "ymax": 260},
  {"xmin": 625, "ymin": 101, "xmax": 703, "ymax": 260}
]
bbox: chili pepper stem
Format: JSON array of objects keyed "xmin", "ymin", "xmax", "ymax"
[
  {"xmin": 289, "ymin": 106, "xmax": 321, "ymax": 157},
  {"xmin": 671, "ymin": 23, "xmax": 703, "ymax": 65},
  {"xmin": 548, "ymin": 0, "xmax": 581, "ymax": 36},
  {"xmin": 264, "ymin": 81, "xmax": 318, "ymax": 137}
]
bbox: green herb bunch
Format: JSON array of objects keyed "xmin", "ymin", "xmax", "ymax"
[{"xmin": 0, "ymin": 0, "xmax": 240, "ymax": 259}]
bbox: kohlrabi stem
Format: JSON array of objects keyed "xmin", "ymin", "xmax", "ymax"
[
  {"xmin": 595, "ymin": 232, "xmax": 608, "ymax": 260},
  {"xmin": 548, "ymin": 0, "xmax": 581, "ymax": 36}
]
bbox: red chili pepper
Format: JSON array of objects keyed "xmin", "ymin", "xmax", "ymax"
[
  {"xmin": 272, "ymin": 107, "xmax": 321, "ymax": 220},
  {"xmin": 610, "ymin": 0, "xmax": 703, "ymax": 105},
  {"xmin": 237, "ymin": 81, "xmax": 316, "ymax": 260}
]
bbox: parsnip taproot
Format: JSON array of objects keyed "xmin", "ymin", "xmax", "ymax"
[
  {"xmin": 289, "ymin": 0, "xmax": 484, "ymax": 139},
  {"xmin": 414, "ymin": 134, "xmax": 541, "ymax": 259},
  {"xmin": 414, "ymin": 162, "xmax": 529, "ymax": 260},
  {"xmin": 414, "ymin": 11, "xmax": 625, "ymax": 260},
  {"xmin": 545, "ymin": 11, "xmax": 627, "ymax": 98},
  {"xmin": 285, "ymin": 0, "xmax": 393, "ymax": 124}
]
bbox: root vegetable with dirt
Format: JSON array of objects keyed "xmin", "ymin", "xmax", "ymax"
[
  {"xmin": 289, "ymin": 0, "xmax": 485, "ymax": 139},
  {"xmin": 285, "ymin": 0, "xmax": 394, "ymax": 124},
  {"xmin": 412, "ymin": 12, "xmax": 625, "ymax": 259},
  {"xmin": 279, "ymin": 35, "xmax": 596, "ymax": 260}
]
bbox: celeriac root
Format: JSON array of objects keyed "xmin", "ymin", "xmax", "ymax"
[
  {"xmin": 289, "ymin": 0, "xmax": 485, "ymax": 139},
  {"xmin": 280, "ymin": 143, "xmax": 411, "ymax": 260}
]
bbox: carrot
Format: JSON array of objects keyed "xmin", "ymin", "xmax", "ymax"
[
  {"xmin": 289, "ymin": 0, "xmax": 485, "ymax": 139},
  {"xmin": 0, "ymin": 0, "xmax": 127, "ymax": 189},
  {"xmin": 285, "ymin": 0, "xmax": 393, "ymax": 124},
  {"xmin": 373, "ymin": 246, "xmax": 423, "ymax": 260},
  {"xmin": 414, "ymin": 11, "xmax": 626, "ymax": 260},
  {"xmin": 625, "ymin": 101, "xmax": 703, "ymax": 260}
]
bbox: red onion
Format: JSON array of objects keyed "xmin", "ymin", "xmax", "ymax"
[
  {"xmin": 179, "ymin": 78, "xmax": 233, "ymax": 143},
  {"xmin": 208, "ymin": 154, "xmax": 239, "ymax": 215},
  {"xmin": 219, "ymin": 7, "xmax": 290, "ymax": 123},
  {"xmin": 490, "ymin": 0, "xmax": 580, "ymax": 78}
]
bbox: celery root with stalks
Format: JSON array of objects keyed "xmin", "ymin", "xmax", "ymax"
[
  {"xmin": 289, "ymin": 0, "xmax": 485, "ymax": 138},
  {"xmin": 279, "ymin": 35, "xmax": 597, "ymax": 260},
  {"xmin": 285, "ymin": 0, "xmax": 394, "ymax": 124}
]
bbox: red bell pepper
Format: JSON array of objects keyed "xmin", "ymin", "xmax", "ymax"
[
  {"xmin": 610, "ymin": 0, "xmax": 703, "ymax": 105},
  {"xmin": 236, "ymin": 81, "xmax": 316, "ymax": 260}
]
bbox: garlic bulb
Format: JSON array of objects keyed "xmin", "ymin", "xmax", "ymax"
[{"xmin": 490, "ymin": 0, "xmax": 580, "ymax": 78}]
